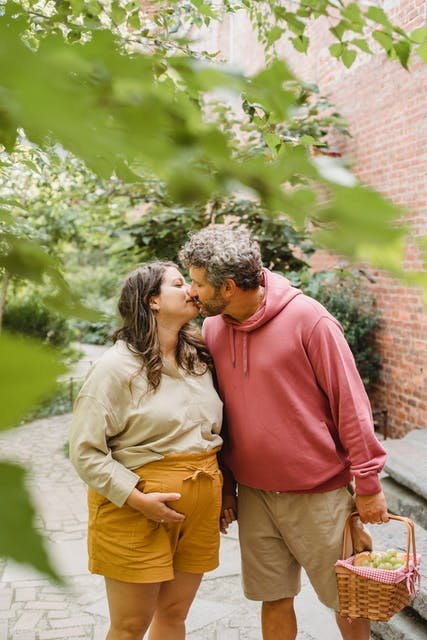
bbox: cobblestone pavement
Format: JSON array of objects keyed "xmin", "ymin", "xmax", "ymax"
[{"xmin": 0, "ymin": 415, "xmax": 342, "ymax": 640}]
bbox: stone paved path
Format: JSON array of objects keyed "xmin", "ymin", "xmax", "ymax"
[{"xmin": 0, "ymin": 413, "xmax": 342, "ymax": 640}]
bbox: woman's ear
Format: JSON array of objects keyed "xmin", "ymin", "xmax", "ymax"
[{"xmin": 149, "ymin": 297, "xmax": 160, "ymax": 311}]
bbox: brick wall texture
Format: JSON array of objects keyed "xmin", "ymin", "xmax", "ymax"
[{"xmin": 209, "ymin": 2, "xmax": 427, "ymax": 436}]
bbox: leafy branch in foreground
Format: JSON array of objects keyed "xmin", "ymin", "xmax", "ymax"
[
  {"xmin": 0, "ymin": 332, "xmax": 68, "ymax": 580},
  {"xmin": 6, "ymin": 0, "xmax": 427, "ymax": 69},
  {"xmin": 243, "ymin": 0, "xmax": 427, "ymax": 69},
  {"xmin": 0, "ymin": 3, "xmax": 425, "ymax": 291}
]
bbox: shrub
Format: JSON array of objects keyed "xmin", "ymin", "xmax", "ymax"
[
  {"xmin": 3, "ymin": 293, "xmax": 74, "ymax": 346},
  {"xmin": 73, "ymin": 319, "xmax": 113, "ymax": 345},
  {"xmin": 302, "ymin": 271, "xmax": 382, "ymax": 391},
  {"xmin": 20, "ymin": 378, "xmax": 83, "ymax": 422}
]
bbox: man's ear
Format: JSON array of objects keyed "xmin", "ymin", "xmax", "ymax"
[{"xmin": 220, "ymin": 278, "xmax": 237, "ymax": 300}]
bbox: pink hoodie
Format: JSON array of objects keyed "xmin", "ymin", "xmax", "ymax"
[{"xmin": 203, "ymin": 269, "xmax": 386, "ymax": 496}]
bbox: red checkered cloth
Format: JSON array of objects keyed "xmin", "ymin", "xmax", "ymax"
[{"xmin": 335, "ymin": 554, "xmax": 422, "ymax": 596}]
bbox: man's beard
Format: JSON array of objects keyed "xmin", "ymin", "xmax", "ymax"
[{"xmin": 197, "ymin": 294, "xmax": 228, "ymax": 317}]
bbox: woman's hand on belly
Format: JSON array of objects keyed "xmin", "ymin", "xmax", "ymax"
[{"xmin": 126, "ymin": 488, "xmax": 185, "ymax": 524}]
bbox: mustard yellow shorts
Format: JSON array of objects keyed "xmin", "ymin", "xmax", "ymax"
[
  {"xmin": 238, "ymin": 484, "xmax": 354, "ymax": 609},
  {"xmin": 87, "ymin": 449, "xmax": 222, "ymax": 583}
]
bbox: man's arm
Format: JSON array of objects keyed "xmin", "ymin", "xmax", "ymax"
[{"xmin": 307, "ymin": 316, "xmax": 389, "ymax": 524}]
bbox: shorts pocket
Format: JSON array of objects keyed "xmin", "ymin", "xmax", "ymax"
[
  {"xmin": 324, "ymin": 486, "xmax": 353, "ymax": 522},
  {"xmin": 88, "ymin": 488, "xmax": 110, "ymax": 509},
  {"xmin": 159, "ymin": 477, "xmax": 184, "ymax": 496},
  {"xmin": 137, "ymin": 478, "xmax": 163, "ymax": 494}
]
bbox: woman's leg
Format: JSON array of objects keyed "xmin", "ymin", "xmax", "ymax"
[
  {"xmin": 105, "ymin": 577, "xmax": 161, "ymax": 640},
  {"xmin": 148, "ymin": 571, "xmax": 203, "ymax": 640}
]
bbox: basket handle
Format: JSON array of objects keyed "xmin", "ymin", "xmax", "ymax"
[{"xmin": 341, "ymin": 512, "xmax": 417, "ymax": 570}]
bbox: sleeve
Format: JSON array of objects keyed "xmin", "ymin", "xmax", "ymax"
[
  {"xmin": 306, "ymin": 316, "xmax": 386, "ymax": 496},
  {"xmin": 69, "ymin": 394, "xmax": 140, "ymax": 507}
]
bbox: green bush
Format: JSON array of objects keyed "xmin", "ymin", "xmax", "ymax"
[
  {"xmin": 73, "ymin": 320, "xmax": 113, "ymax": 345},
  {"xmin": 20, "ymin": 378, "xmax": 83, "ymax": 422},
  {"xmin": 302, "ymin": 271, "xmax": 382, "ymax": 391},
  {"xmin": 3, "ymin": 293, "xmax": 74, "ymax": 346}
]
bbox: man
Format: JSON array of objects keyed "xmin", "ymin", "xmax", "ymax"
[{"xmin": 179, "ymin": 225, "xmax": 388, "ymax": 640}]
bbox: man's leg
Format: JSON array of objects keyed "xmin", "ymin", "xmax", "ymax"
[
  {"xmin": 335, "ymin": 613, "xmax": 370, "ymax": 639},
  {"xmin": 262, "ymin": 597, "xmax": 297, "ymax": 640},
  {"xmin": 237, "ymin": 486, "xmax": 301, "ymax": 640}
]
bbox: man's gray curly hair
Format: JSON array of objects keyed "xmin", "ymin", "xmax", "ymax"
[{"xmin": 179, "ymin": 224, "xmax": 263, "ymax": 290}]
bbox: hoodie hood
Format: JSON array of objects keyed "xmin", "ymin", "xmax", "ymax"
[
  {"xmin": 223, "ymin": 268, "xmax": 302, "ymax": 333},
  {"xmin": 221, "ymin": 268, "xmax": 302, "ymax": 373}
]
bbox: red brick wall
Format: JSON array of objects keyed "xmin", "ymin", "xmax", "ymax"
[{"xmin": 280, "ymin": 1, "xmax": 427, "ymax": 436}]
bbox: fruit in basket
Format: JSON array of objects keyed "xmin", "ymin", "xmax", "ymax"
[
  {"xmin": 354, "ymin": 551, "xmax": 372, "ymax": 567},
  {"xmin": 354, "ymin": 548, "xmax": 406, "ymax": 570}
]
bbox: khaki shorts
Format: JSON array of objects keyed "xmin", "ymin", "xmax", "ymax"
[
  {"xmin": 88, "ymin": 449, "xmax": 222, "ymax": 583},
  {"xmin": 238, "ymin": 484, "xmax": 354, "ymax": 609}
]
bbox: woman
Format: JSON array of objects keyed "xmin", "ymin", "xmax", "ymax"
[{"xmin": 69, "ymin": 261, "xmax": 223, "ymax": 640}]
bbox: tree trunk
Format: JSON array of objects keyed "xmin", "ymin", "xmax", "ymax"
[{"xmin": 0, "ymin": 270, "xmax": 10, "ymax": 333}]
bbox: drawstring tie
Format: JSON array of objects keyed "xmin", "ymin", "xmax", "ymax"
[{"xmin": 183, "ymin": 466, "xmax": 220, "ymax": 482}]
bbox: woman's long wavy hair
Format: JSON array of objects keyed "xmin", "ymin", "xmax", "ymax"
[{"xmin": 113, "ymin": 261, "xmax": 212, "ymax": 392}]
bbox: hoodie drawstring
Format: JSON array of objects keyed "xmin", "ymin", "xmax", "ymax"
[
  {"xmin": 243, "ymin": 334, "xmax": 248, "ymax": 375},
  {"xmin": 228, "ymin": 326, "xmax": 236, "ymax": 368},
  {"xmin": 228, "ymin": 326, "xmax": 249, "ymax": 374}
]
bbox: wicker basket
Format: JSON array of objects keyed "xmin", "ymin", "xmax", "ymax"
[{"xmin": 335, "ymin": 513, "xmax": 418, "ymax": 621}]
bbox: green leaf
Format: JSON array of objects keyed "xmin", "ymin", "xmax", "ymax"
[
  {"xmin": 0, "ymin": 107, "xmax": 17, "ymax": 152},
  {"xmin": 264, "ymin": 131, "xmax": 281, "ymax": 152},
  {"xmin": 42, "ymin": 290, "xmax": 101, "ymax": 321},
  {"xmin": 365, "ymin": 6, "xmax": 392, "ymax": 30},
  {"xmin": 291, "ymin": 35, "xmax": 309, "ymax": 53},
  {"xmin": 127, "ymin": 12, "xmax": 141, "ymax": 30},
  {"xmin": 0, "ymin": 235, "xmax": 99, "ymax": 320},
  {"xmin": 394, "ymin": 40, "xmax": 410, "ymax": 69},
  {"xmin": 0, "ymin": 461, "xmax": 60, "ymax": 580},
  {"xmin": 167, "ymin": 167, "xmax": 215, "ymax": 204},
  {"xmin": 352, "ymin": 38, "xmax": 372, "ymax": 54},
  {"xmin": 69, "ymin": 0, "xmax": 84, "ymax": 16},
  {"xmin": 267, "ymin": 26, "xmax": 284, "ymax": 47},
  {"xmin": 411, "ymin": 27, "xmax": 427, "ymax": 44},
  {"xmin": 191, "ymin": 0, "xmax": 218, "ymax": 19},
  {"xmin": 86, "ymin": 0, "xmax": 102, "ymax": 17},
  {"xmin": 0, "ymin": 235, "xmax": 61, "ymax": 284},
  {"xmin": 342, "ymin": 48, "xmax": 357, "ymax": 68},
  {"xmin": 283, "ymin": 12, "xmax": 306, "ymax": 36},
  {"xmin": 330, "ymin": 20, "xmax": 350, "ymax": 41},
  {"xmin": 417, "ymin": 42, "xmax": 427, "ymax": 63},
  {"xmin": 393, "ymin": 26, "xmax": 410, "ymax": 39},
  {"xmin": 246, "ymin": 59, "xmax": 296, "ymax": 121},
  {"xmin": 0, "ymin": 332, "xmax": 65, "ymax": 430},
  {"xmin": 341, "ymin": 2, "xmax": 363, "ymax": 25},
  {"xmin": 372, "ymin": 30, "xmax": 393, "ymax": 52},
  {"xmin": 111, "ymin": 1, "xmax": 127, "ymax": 25},
  {"xmin": 68, "ymin": 29, "xmax": 82, "ymax": 44},
  {"xmin": 316, "ymin": 184, "xmax": 406, "ymax": 271},
  {"xmin": 300, "ymin": 134, "xmax": 320, "ymax": 145},
  {"xmin": 329, "ymin": 43, "xmax": 344, "ymax": 58}
]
